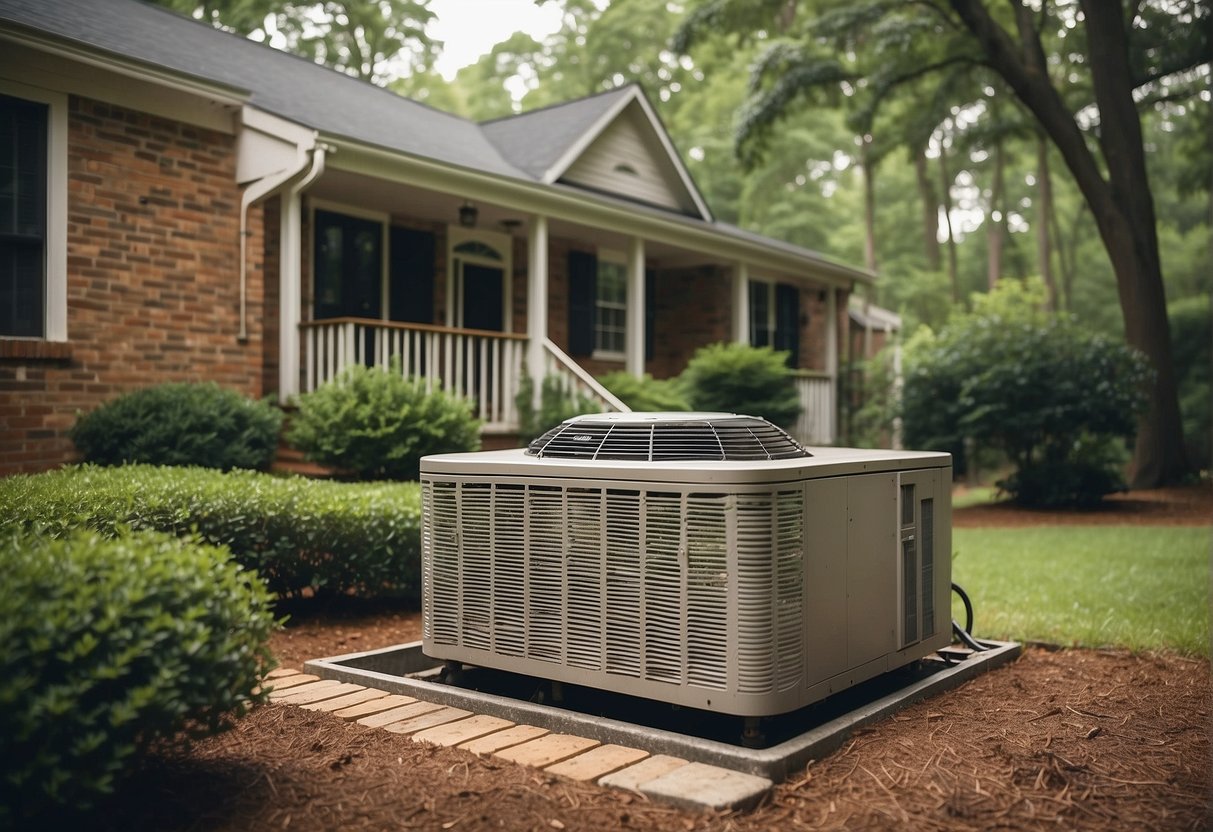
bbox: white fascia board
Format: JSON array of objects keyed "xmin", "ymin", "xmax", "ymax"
[
  {"xmin": 324, "ymin": 135, "xmax": 872, "ymax": 289},
  {"xmin": 629, "ymin": 92, "xmax": 714, "ymax": 223},
  {"xmin": 539, "ymin": 87, "xmax": 638, "ymax": 184},
  {"xmin": 0, "ymin": 24, "xmax": 248, "ymax": 107}
]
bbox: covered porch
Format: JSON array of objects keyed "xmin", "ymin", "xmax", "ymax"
[{"xmin": 272, "ymin": 143, "xmax": 862, "ymax": 446}]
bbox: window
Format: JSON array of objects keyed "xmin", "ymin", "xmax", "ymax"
[
  {"xmin": 748, "ymin": 278, "xmax": 801, "ymax": 367},
  {"xmin": 1, "ymin": 94, "xmax": 48, "ymax": 338},
  {"xmin": 594, "ymin": 254, "xmax": 627, "ymax": 357},
  {"xmin": 312, "ymin": 209, "xmax": 383, "ymax": 320}
]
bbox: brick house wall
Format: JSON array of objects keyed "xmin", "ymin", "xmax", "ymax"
[{"xmin": 0, "ymin": 95, "xmax": 268, "ymax": 475}]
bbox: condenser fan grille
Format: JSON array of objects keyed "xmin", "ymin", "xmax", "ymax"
[{"xmin": 527, "ymin": 416, "xmax": 811, "ymax": 461}]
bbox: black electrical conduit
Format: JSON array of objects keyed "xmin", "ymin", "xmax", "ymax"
[{"xmin": 950, "ymin": 581, "xmax": 993, "ymax": 652}]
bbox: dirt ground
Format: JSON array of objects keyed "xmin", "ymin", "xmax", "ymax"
[{"xmin": 86, "ymin": 485, "xmax": 1210, "ymax": 831}]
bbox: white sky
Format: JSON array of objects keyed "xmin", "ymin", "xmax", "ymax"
[{"xmin": 427, "ymin": 0, "xmax": 564, "ymax": 79}]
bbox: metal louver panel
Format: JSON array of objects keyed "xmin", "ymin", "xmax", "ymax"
[{"xmin": 527, "ymin": 414, "xmax": 810, "ymax": 461}]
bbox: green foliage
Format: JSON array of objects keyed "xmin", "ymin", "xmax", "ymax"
[
  {"xmin": 954, "ymin": 526, "xmax": 1208, "ymax": 656},
  {"xmin": 69, "ymin": 382, "xmax": 283, "ymax": 471},
  {"xmin": 0, "ymin": 465, "xmax": 423, "ymax": 600},
  {"xmin": 0, "ymin": 529, "xmax": 276, "ymax": 821},
  {"xmin": 680, "ymin": 342, "xmax": 801, "ymax": 428},
  {"xmin": 1169, "ymin": 296, "xmax": 1211, "ymax": 470},
  {"xmin": 515, "ymin": 372, "xmax": 599, "ymax": 443},
  {"xmin": 597, "ymin": 371, "xmax": 690, "ymax": 412},
  {"xmin": 901, "ymin": 279, "xmax": 1151, "ymax": 506},
  {"xmin": 288, "ymin": 363, "xmax": 480, "ymax": 481}
]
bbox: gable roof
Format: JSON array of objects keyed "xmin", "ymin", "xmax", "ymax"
[{"xmin": 483, "ymin": 84, "xmax": 712, "ymax": 220}]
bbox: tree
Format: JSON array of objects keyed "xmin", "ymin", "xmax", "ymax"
[
  {"xmin": 150, "ymin": 0, "xmax": 437, "ymax": 85},
  {"xmin": 677, "ymin": 0, "xmax": 1207, "ymax": 486}
]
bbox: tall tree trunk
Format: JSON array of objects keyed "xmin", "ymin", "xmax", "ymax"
[
  {"xmin": 860, "ymin": 134, "xmax": 878, "ymax": 275},
  {"xmin": 948, "ymin": 0, "xmax": 1191, "ymax": 487},
  {"xmin": 938, "ymin": 141, "xmax": 960, "ymax": 303},
  {"xmin": 1035, "ymin": 132, "xmax": 1058, "ymax": 310},
  {"xmin": 986, "ymin": 137, "xmax": 1006, "ymax": 288},
  {"xmin": 913, "ymin": 145, "xmax": 942, "ymax": 271}
]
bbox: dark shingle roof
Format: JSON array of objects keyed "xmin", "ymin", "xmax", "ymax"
[
  {"xmin": 0, "ymin": 0, "xmax": 525, "ymax": 178},
  {"xmin": 480, "ymin": 85, "xmax": 635, "ymax": 180}
]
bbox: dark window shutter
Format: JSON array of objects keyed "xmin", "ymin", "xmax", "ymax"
[
  {"xmin": 568, "ymin": 250, "xmax": 597, "ymax": 357},
  {"xmin": 389, "ymin": 226, "xmax": 435, "ymax": 323},
  {"xmin": 774, "ymin": 283, "xmax": 801, "ymax": 368},
  {"xmin": 644, "ymin": 268, "xmax": 656, "ymax": 361}
]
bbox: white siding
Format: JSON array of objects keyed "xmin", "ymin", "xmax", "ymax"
[{"xmin": 561, "ymin": 106, "xmax": 698, "ymax": 214}]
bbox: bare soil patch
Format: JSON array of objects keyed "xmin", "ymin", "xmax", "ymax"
[{"xmin": 82, "ymin": 487, "xmax": 1211, "ymax": 831}]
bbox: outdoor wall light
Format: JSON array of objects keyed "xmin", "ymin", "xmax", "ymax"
[{"xmin": 459, "ymin": 200, "xmax": 478, "ymax": 228}]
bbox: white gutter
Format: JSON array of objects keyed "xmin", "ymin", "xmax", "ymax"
[{"xmin": 238, "ymin": 141, "xmax": 315, "ymax": 341}]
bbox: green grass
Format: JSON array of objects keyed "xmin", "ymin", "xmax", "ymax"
[{"xmin": 952, "ymin": 526, "xmax": 1210, "ymax": 656}]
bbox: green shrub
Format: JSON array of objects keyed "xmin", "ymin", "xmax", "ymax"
[
  {"xmin": 0, "ymin": 529, "xmax": 276, "ymax": 821},
  {"xmin": 69, "ymin": 382, "xmax": 283, "ymax": 470},
  {"xmin": 679, "ymin": 342, "xmax": 801, "ymax": 428},
  {"xmin": 0, "ymin": 465, "xmax": 423, "ymax": 599},
  {"xmin": 901, "ymin": 279, "xmax": 1150, "ymax": 506},
  {"xmin": 515, "ymin": 372, "xmax": 599, "ymax": 442},
  {"xmin": 597, "ymin": 371, "xmax": 690, "ymax": 412},
  {"xmin": 288, "ymin": 363, "xmax": 480, "ymax": 480}
]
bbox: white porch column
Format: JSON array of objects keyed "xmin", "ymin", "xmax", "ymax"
[
  {"xmin": 626, "ymin": 236, "xmax": 645, "ymax": 378},
  {"xmin": 527, "ymin": 214, "xmax": 549, "ymax": 407},
  {"xmin": 277, "ymin": 143, "xmax": 324, "ymax": 404},
  {"xmin": 278, "ymin": 190, "xmax": 302, "ymax": 403},
  {"xmin": 826, "ymin": 286, "xmax": 839, "ymax": 443},
  {"xmin": 732, "ymin": 262, "xmax": 750, "ymax": 344}
]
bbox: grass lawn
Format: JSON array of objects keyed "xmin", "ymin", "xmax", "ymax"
[{"xmin": 952, "ymin": 526, "xmax": 1210, "ymax": 656}]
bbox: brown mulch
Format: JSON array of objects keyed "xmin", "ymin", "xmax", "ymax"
[
  {"xmin": 952, "ymin": 483, "xmax": 1212, "ymax": 527},
  {"xmin": 85, "ymin": 486, "xmax": 1211, "ymax": 831}
]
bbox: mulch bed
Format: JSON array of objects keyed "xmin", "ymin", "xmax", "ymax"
[{"xmin": 86, "ymin": 485, "xmax": 1211, "ymax": 831}]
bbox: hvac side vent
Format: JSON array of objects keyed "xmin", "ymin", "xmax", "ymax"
[{"xmin": 527, "ymin": 413, "xmax": 811, "ymax": 461}]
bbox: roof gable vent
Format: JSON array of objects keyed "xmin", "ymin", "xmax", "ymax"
[{"xmin": 526, "ymin": 412, "xmax": 811, "ymax": 462}]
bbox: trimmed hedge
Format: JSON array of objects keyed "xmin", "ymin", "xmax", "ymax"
[
  {"xmin": 69, "ymin": 382, "xmax": 284, "ymax": 470},
  {"xmin": 0, "ymin": 529, "xmax": 276, "ymax": 820},
  {"xmin": 0, "ymin": 465, "xmax": 423, "ymax": 600}
]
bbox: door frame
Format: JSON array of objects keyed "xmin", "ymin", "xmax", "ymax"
[{"xmin": 446, "ymin": 226, "xmax": 512, "ymax": 333}]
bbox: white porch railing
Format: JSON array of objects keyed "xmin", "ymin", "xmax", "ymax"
[
  {"xmin": 300, "ymin": 318, "xmax": 527, "ymax": 431},
  {"xmin": 541, "ymin": 337, "xmax": 631, "ymax": 414},
  {"xmin": 793, "ymin": 370, "xmax": 835, "ymax": 446}
]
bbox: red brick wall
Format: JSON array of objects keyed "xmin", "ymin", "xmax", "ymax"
[
  {"xmin": 0, "ymin": 96, "xmax": 268, "ymax": 475},
  {"xmin": 647, "ymin": 265, "xmax": 732, "ymax": 380}
]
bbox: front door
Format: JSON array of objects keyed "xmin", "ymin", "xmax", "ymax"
[{"xmin": 460, "ymin": 262, "xmax": 504, "ymax": 331}]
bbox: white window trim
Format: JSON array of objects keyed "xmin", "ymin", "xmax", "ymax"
[
  {"xmin": 307, "ymin": 198, "xmax": 390, "ymax": 322},
  {"xmin": 593, "ymin": 248, "xmax": 627, "ymax": 362},
  {"xmin": 0, "ymin": 79, "xmax": 67, "ymax": 342}
]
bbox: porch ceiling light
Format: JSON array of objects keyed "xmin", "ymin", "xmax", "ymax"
[{"xmin": 459, "ymin": 200, "xmax": 478, "ymax": 228}]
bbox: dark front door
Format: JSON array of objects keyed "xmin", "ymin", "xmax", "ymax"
[{"xmin": 460, "ymin": 263, "xmax": 504, "ymax": 332}]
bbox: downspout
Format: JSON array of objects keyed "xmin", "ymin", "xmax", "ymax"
[{"xmin": 237, "ymin": 140, "xmax": 317, "ymax": 341}]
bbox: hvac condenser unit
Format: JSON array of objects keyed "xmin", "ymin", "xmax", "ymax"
[{"xmin": 420, "ymin": 412, "xmax": 952, "ymax": 719}]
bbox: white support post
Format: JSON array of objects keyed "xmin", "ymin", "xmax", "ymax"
[
  {"xmin": 732, "ymin": 262, "xmax": 749, "ymax": 345},
  {"xmin": 278, "ymin": 191, "xmax": 302, "ymax": 404},
  {"xmin": 527, "ymin": 214, "xmax": 549, "ymax": 409},
  {"xmin": 626, "ymin": 236, "xmax": 645, "ymax": 378}
]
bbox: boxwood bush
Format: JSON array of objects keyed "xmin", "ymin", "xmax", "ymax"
[
  {"xmin": 70, "ymin": 382, "xmax": 283, "ymax": 470},
  {"xmin": 597, "ymin": 371, "xmax": 690, "ymax": 412},
  {"xmin": 287, "ymin": 363, "xmax": 480, "ymax": 480},
  {"xmin": 0, "ymin": 529, "xmax": 276, "ymax": 821},
  {"xmin": 679, "ymin": 342, "xmax": 801, "ymax": 428},
  {"xmin": 0, "ymin": 465, "xmax": 423, "ymax": 599}
]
